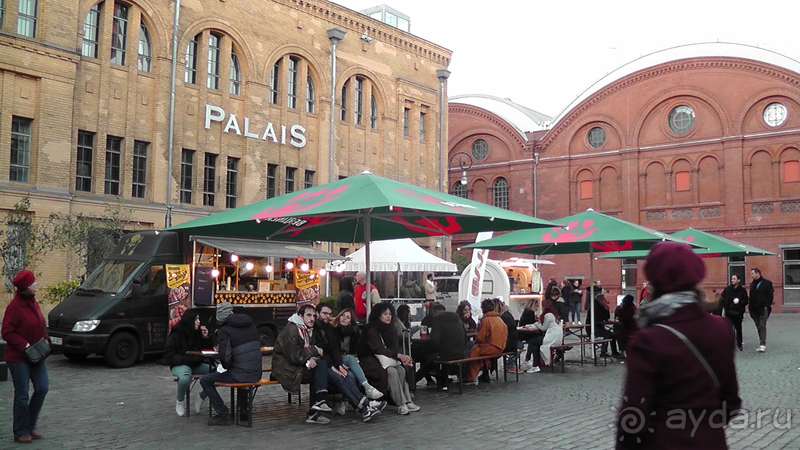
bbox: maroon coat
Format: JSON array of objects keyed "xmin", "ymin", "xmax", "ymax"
[
  {"xmin": 2, "ymin": 293, "xmax": 49, "ymax": 363},
  {"xmin": 617, "ymin": 303, "xmax": 740, "ymax": 449}
]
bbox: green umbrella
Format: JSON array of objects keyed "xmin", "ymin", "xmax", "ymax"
[
  {"xmin": 598, "ymin": 228, "xmax": 776, "ymax": 259},
  {"xmin": 463, "ymin": 209, "xmax": 693, "ymax": 342},
  {"xmin": 168, "ymin": 172, "xmax": 557, "ymax": 314}
]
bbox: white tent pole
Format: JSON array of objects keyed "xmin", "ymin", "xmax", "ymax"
[
  {"xmin": 365, "ymin": 215, "xmax": 372, "ymax": 318},
  {"xmin": 590, "ymin": 244, "xmax": 596, "ymax": 343},
  {"xmin": 397, "ymin": 269, "xmax": 401, "ymax": 298}
]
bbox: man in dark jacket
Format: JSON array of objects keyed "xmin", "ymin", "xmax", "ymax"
[
  {"xmin": 748, "ymin": 267, "xmax": 774, "ymax": 352},
  {"xmin": 313, "ymin": 303, "xmax": 384, "ymax": 422},
  {"xmin": 414, "ymin": 303, "xmax": 467, "ymax": 388},
  {"xmin": 495, "ymin": 299, "xmax": 522, "ymax": 374},
  {"xmin": 720, "ymin": 274, "xmax": 748, "ymax": 351},
  {"xmin": 337, "ymin": 275, "xmax": 355, "ymax": 312},
  {"xmin": 199, "ymin": 302, "xmax": 262, "ymax": 425}
]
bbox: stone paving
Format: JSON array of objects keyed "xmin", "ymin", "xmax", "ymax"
[{"xmin": 1, "ymin": 314, "xmax": 799, "ymax": 449}]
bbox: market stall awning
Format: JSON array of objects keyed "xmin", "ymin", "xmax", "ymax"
[
  {"xmin": 333, "ymin": 238, "xmax": 457, "ymax": 272},
  {"xmin": 191, "ymin": 236, "xmax": 340, "ymax": 260}
]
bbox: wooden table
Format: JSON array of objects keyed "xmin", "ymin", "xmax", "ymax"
[{"xmin": 187, "ymin": 347, "xmax": 274, "ymax": 358}]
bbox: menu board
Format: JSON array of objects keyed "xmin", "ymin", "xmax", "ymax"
[
  {"xmin": 193, "ymin": 266, "xmax": 215, "ymax": 306},
  {"xmin": 293, "ymin": 269, "xmax": 321, "ymax": 306},
  {"xmin": 167, "ymin": 264, "xmax": 191, "ymax": 330}
]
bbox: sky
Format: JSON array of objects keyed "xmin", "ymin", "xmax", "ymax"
[{"xmin": 335, "ymin": 0, "xmax": 800, "ymax": 119}]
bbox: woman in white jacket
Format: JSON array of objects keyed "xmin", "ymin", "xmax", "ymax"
[{"xmin": 523, "ymin": 293, "xmax": 563, "ymax": 373}]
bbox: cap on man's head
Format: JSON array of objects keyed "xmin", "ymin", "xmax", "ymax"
[
  {"xmin": 216, "ymin": 301, "xmax": 234, "ymax": 323},
  {"xmin": 13, "ymin": 269, "xmax": 35, "ymax": 291},
  {"xmin": 644, "ymin": 242, "xmax": 705, "ymax": 295}
]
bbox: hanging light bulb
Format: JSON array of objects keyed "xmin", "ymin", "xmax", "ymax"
[
  {"xmin": 300, "ymin": 262, "xmax": 310, "ymax": 272},
  {"xmin": 230, "ymin": 254, "xmax": 239, "ymax": 263},
  {"xmin": 245, "ymin": 262, "xmax": 254, "ymax": 271},
  {"xmin": 265, "ymin": 264, "xmax": 274, "ymax": 273},
  {"xmin": 319, "ymin": 268, "xmax": 327, "ymax": 277},
  {"xmin": 285, "ymin": 261, "xmax": 294, "ymax": 271},
  {"xmin": 211, "ymin": 269, "xmax": 220, "ymax": 278}
]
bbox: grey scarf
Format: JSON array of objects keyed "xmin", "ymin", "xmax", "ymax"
[{"xmin": 635, "ymin": 291, "xmax": 698, "ymax": 328}]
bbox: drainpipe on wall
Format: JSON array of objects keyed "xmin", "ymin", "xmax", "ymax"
[
  {"xmin": 533, "ymin": 152, "xmax": 540, "ymax": 217},
  {"xmin": 326, "ymin": 28, "xmax": 346, "ymax": 297},
  {"xmin": 437, "ymin": 69, "xmax": 451, "ymax": 259},
  {"xmin": 165, "ymin": 0, "xmax": 181, "ymax": 228}
]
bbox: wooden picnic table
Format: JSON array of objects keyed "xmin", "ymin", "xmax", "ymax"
[{"xmin": 186, "ymin": 347, "xmax": 274, "ymax": 358}]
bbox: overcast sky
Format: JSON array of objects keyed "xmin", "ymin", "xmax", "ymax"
[{"xmin": 335, "ymin": 0, "xmax": 800, "ymax": 119}]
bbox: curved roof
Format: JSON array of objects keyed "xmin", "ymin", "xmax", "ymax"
[
  {"xmin": 549, "ymin": 42, "xmax": 800, "ymax": 128},
  {"xmin": 450, "ymin": 94, "xmax": 554, "ymax": 139}
]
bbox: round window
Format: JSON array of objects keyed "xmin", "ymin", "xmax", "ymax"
[
  {"xmin": 587, "ymin": 127, "xmax": 606, "ymax": 148},
  {"xmin": 471, "ymin": 139, "xmax": 488, "ymax": 161},
  {"xmin": 763, "ymin": 102, "xmax": 787, "ymax": 127},
  {"xmin": 668, "ymin": 105, "xmax": 695, "ymax": 135}
]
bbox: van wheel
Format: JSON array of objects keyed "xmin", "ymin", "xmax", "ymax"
[
  {"xmin": 258, "ymin": 326, "xmax": 277, "ymax": 347},
  {"xmin": 105, "ymin": 332, "xmax": 139, "ymax": 368}
]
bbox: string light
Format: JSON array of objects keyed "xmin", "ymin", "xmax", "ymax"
[
  {"xmin": 285, "ymin": 261, "xmax": 294, "ymax": 270},
  {"xmin": 211, "ymin": 269, "xmax": 220, "ymax": 278},
  {"xmin": 230, "ymin": 254, "xmax": 239, "ymax": 263},
  {"xmin": 265, "ymin": 264, "xmax": 274, "ymax": 273}
]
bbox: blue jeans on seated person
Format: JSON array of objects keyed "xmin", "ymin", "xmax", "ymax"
[
  {"xmin": 526, "ymin": 335, "xmax": 544, "ymax": 366},
  {"xmin": 341, "ymin": 354, "xmax": 368, "ymax": 385},
  {"xmin": 329, "ymin": 369, "xmax": 367, "ymax": 412},
  {"xmin": 171, "ymin": 363, "xmax": 210, "ymax": 401},
  {"xmin": 8, "ymin": 361, "xmax": 49, "ymax": 439},
  {"xmin": 199, "ymin": 370, "xmax": 241, "ymax": 417},
  {"xmin": 301, "ymin": 358, "xmax": 330, "ymax": 411}
]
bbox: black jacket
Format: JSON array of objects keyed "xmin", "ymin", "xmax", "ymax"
[
  {"xmin": 749, "ymin": 276, "xmax": 774, "ymax": 313},
  {"xmin": 720, "ymin": 283, "xmax": 749, "ymax": 318},
  {"xmin": 591, "ymin": 299, "xmax": 611, "ymax": 324},
  {"xmin": 519, "ymin": 309, "xmax": 537, "ymax": 328},
  {"xmin": 313, "ymin": 319, "xmax": 343, "ymax": 368},
  {"xmin": 217, "ymin": 314, "xmax": 262, "ymax": 382},
  {"xmin": 500, "ymin": 310, "xmax": 518, "ymax": 352},
  {"xmin": 429, "ymin": 311, "xmax": 468, "ymax": 360},
  {"xmin": 332, "ymin": 324, "xmax": 360, "ymax": 355},
  {"xmin": 337, "ymin": 275, "xmax": 356, "ymax": 312},
  {"xmin": 163, "ymin": 322, "xmax": 213, "ymax": 368}
]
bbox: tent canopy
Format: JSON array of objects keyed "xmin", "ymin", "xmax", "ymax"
[{"xmin": 334, "ymin": 238, "xmax": 457, "ymax": 272}]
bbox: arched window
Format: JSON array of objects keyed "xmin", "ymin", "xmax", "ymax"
[
  {"xmin": 229, "ymin": 51, "xmax": 241, "ymax": 95},
  {"xmin": 287, "ymin": 57, "xmax": 299, "ymax": 108},
  {"xmin": 270, "ymin": 61, "xmax": 280, "ymax": 104},
  {"xmin": 493, "ymin": 178, "xmax": 509, "ymax": 210},
  {"xmin": 370, "ymin": 94, "xmax": 378, "ymax": 129},
  {"xmin": 137, "ymin": 22, "xmax": 152, "ymax": 73},
  {"xmin": 206, "ymin": 33, "xmax": 221, "ymax": 89},
  {"xmin": 184, "ymin": 34, "xmax": 199, "ymax": 84},
  {"xmin": 110, "ymin": 2, "xmax": 129, "ymax": 66},
  {"xmin": 452, "ymin": 182, "xmax": 467, "ymax": 199},
  {"xmin": 340, "ymin": 81, "xmax": 348, "ymax": 121},
  {"xmin": 354, "ymin": 78, "xmax": 364, "ymax": 125},
  {"xmin": 82, "ymin": 4, "xmax": 101, "ymax": 58},
  {"xmin": 306, "ymin": 74, "xmax": 315, "ymax": 113}
]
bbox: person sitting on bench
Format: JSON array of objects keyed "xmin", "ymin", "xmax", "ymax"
[
  {"xmin": 464, "ymin": 299, "xmax": 507, "ymax": 385},
  {"xmin": 162, "ymin": 309, "xmax": 212, "ymax": 417},
  {"xmin": 414, "ymin": 302, "xmax": 467, "ymax": 387},
  {"xmin": 590, "ymin": 295, "xmax": 620, "ymax": 357},
  {"xmin": 199, "ymin": 302, "xmax": 261, "ymax": 426},
  {"xmin": 521, "ymin": 295, "xmax": 563, "ymax": 373}
]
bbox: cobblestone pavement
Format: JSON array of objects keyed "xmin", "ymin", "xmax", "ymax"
[{"xmin": 1, "ymin": 314, "xmax": 798, "ymax": 449}]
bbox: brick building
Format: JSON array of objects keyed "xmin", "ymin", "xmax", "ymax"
[
  {"xmin": 449, "ymin": 43, "xmax": 800, "ymax": 312},
  {"xmin": 0, "ymin": 0, "xmax": 451, "ymax": 284}
]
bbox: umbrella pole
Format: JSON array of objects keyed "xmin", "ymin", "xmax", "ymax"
[
  {"xmin": 365, "ymin": 215, "xmax": 372, "ymax": 318},
  {"xmin": 590, "ymin": 244, "xmax": 595, "ymax": 343}
]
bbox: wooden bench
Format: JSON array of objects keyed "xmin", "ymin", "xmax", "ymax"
[
  {"xmin": 549, "ymin": 339, "xmax": 611, "ymax": 373},
  {"xmin": 215, "ymin": 378, "xmax": 281, "ymax": 427},
  {"xmin": 432, "ymin": 350, "xmax": 521, "ymax": 394},
  {"xmin": 172, "ymin": 374, "xmax": 204, "ymax": 418}
]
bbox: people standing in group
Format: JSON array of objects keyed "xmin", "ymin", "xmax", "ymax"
[
  {"xmin": 199, "ymin": 302, "xmax": 262, "ymax": 426},
  {"xmin": 354, "ymin": 271, "xmax": 380, "ymax": 321},
  {"xmin": 162, "ymin": 309, "xmax": 213, "ymax": 417},
  {"xmin": 329, "ymin": 308, "xmax": 382, "ymax": 400},
  {"xmin": 2, "ymin": 270, "xmax": 49, "ymax": 444},
  {"xmin": 424, "ymin": 273, "xmax": 437, "ymax": 301},
  {"xmin": 748, "ymin": 268, "xmax": 773, "ymax": 353},
  {"xmin": 613, "ymin": 294, "xmax": 639, "ymax": 356},
  {"xmin": 456, "ymin": 301, "xmax": 477, "ymax": 332},
  {"xmin": 546, "ymin": 277, "xmax": 558, "ymax": 294},
  {"xmin": 520, "ymin": 295, "xmax": 563, "ymax": 373},
  {"xmin": 719, "ymin": 274, "xmax": 749, "ymax": 351},
  {"xmin": 568, "ymin": 279, "xmax": 583, "ymax": 324},
  {"xmin": 464, "ymin": 299, "xmax": 508, "ymax": 385},
  {"xmin": 336, "ymin": 275, "xmax": 355, "ymax": 313},
  {"xmin": 617, "ymin": 242, "xmax": 740, "ymax": 449},
  {"xmin": 357, "ymin": 302, "xmax": 420, "ymax": 415},
  {"xmin": 559, "ymin": 278, "xmax": 573, "ymax": 322}
]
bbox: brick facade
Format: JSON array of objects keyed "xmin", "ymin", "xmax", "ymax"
[
  {"xmin": 449, "ymin": 50, "xmax": 800, "ymax": 311},
  {"xmin": 0, "ymin": 0, "xmax": 451, "ymax": 285}
]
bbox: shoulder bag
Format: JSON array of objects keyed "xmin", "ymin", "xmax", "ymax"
[
  {"xmin": 653, "ymin": 324, "xmax": 719, "ymax": 390},
  {"xmin": 24, "ymin": 338, "xmax": 52, "ymax": 365}
]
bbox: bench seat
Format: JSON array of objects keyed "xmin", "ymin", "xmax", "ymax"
[
  {"xmin": 549, "ymin": 340, "xmax": 611, "ymax": 373},
  {"xmin": 432, "ymin": 350, "xmax": 521, "ymax": 394}
]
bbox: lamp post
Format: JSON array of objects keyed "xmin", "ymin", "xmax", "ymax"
[
  {"xmin": 448, "ymin": 151, "xmax": 473, "ymax": 192},
  {"xmin": 325, "ymin": 28, "xmax": 345, "ymax": 297},
  {"xmin": 437, "ymin": 69, "xmax": 450, "ymax": 259}
]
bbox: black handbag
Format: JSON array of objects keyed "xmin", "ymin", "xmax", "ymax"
[{"xmin": 23, "ymin": 338, "xmax": 51, "ymax": 365}]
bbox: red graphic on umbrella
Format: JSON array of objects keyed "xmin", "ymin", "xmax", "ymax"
[
  {"xmin": 394, "ymin": 189, "xmax": 478, "ymax": 214},
  {"xmin": 390, "ymin": 212, "xmax": 463, "ymax": 236},
  {"xmin": 542, "ymin": 220, "xmax": 598, "ymax": 243},
  {"xmin": 285, "ymin": 216, "xmax": 337, "ymax": 237},
  {"xmin": 252, "ymin": 185, "xmax": 350, "ymax": 219},
  {"xmin": 591, "ymin": 241, "xmax": 635, "ymax": 252}
]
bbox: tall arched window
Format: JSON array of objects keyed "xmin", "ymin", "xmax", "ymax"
[
  {"xmin": 370, "ymin": 94, "xmax": 378, "ymax": 129},
  {"xmin": 287, "ymin": 57, "xmax": 299, "ymax": 108},
  {"xmin": 110, "ymin": 2, "xmax": 129, "ymax": 66},
  {"xmin": 493, "ymin": 177, "xmax": 509, "ymax": 209},
  {"xmin": 206, "ymin": 33, "xmax": 221, "ymax": 90},
  {"xmin": 306, "ymin": 74, "xmax": 315, "ymax": 113},
  {"xmin": 184, "ymin": 34, "xmax": 199, "ymax": 84},
  {"xmin": 137, "ymin": 22, "xmax": 152, "ymax": 72},
  {"xmin": 229, "ymin": 51, "xmax": 241, "ymax": 95},
  {"xmin": 82, "ymin": 4, "xmax": 101, "ymax": 58},
  {"xmin": 340, "ymin": 81, "xmax": 348, "ymax": 121},
  {"xmin": 452, "ymin": 182, "xmax": 467, "ymax": 199}
]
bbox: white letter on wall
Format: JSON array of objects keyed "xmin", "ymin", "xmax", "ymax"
[
  {"xmin": 223, "ymin": 115, "xmax": 242, "ymax": 135},
  {"xmin": 290, "ymin": 125, "xmax": 307, "ymax": 148},
  {"xmin": 204, "ymin": 104, "xmax": 225, "ymax": 129},
  {"xmin": 243, "ymin": 117, "xmax": 260, "ymax": 139},
  {"xmin": 261, "ymin": 123, "xmax": 278, "ymax": 142}
]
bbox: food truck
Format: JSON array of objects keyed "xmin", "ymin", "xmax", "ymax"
[{"xmin": 46, "ymin": 230, "xmax": 338, "ymax": 368}]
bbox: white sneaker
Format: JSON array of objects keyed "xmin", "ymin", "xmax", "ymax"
[
  {"xmin": 362, "ymin": 383, "xmax": 383, "ymax": 400},
  {"xmin": 333, "ymin": 402, "xmax": 346, "ymax": 416},
  {"xmin": 397, "ymin": 404, "xmax": 410, "ymax": 415},
  {"xmin": 176, "ymin": 400, "xmax": 186, "ymax": 417},
  {"xmin": 406, "ymin": 401, "xmax": 421, "ymax": 412},
  {"xmin": 520, "ymin": 360, "xmax": 533, "ymax": 371},
  {"xmin": 369, "ymin": 400, "xmax": 387, "ymax": 412},
  {"xmin": 193, "ymin": 388, "xmax": 205, "ymax": 414},
  {"xmin": 756, "ymin": 345, "xmax": 766, "ymax": 353},
  {"xmin": 526, "ymin": 366, "xmax": 541, "ymax": 374}
]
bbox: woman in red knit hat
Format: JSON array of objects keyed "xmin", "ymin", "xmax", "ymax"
[{"xmin": 2, "ymin": 269, "xmax": 49, "ymax": 444}]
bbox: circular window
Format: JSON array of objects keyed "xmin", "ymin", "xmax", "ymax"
[
  {"xmin": 668, "ymin": 105, "xmax": 695, "ymax": 135},
  {"xmin": 587, "ymin": 127, "xmax": 606, "ymax": 148},
  {"xmin": 471, "ymin": 139, "xmax": 488, "ymax": 161},
  {"xmin": 763, "ymin": 102, "xmax": 787, "ymax": 127}
]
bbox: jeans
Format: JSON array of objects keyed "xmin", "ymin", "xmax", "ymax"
[
  {"xmin": 593, "ymin": 327, "xmax": 618, "ymax": 355},
  {"xmin": 171, "ymin": 363, "xmax": 210, "ymax": 401},
  {"xmin": 342, "ymin": 354, "xmax": 368, "ymax": 385},
  {"xmin": 726, "ymin": 315, "xmax": 744, "ymax": 349},
  {"xmin": 328, "ymin": 369, "xmax": 367, "ymax": 412},
  {"xmin": 8, "ymin": 361, "xmax": 49, "ymax": 438},
  {"xmin": 199, "ymin": 370, "xmax": 241, "ymax": 416},
  {"xmin": 525, "ymin": 335, "xmax": 544, "ymax": 366},
  {"xmin": 751, "ymin": 307, "xmax": 770, "ymax": 346},
  {"xmin": 301, "ymin": 359, "xmax": 330, "ymax": 413},
  {"xmin": 569, "ymin": 302, "xmax": 581, "ymax": 322}
]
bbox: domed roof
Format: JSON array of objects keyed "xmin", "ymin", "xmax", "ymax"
[
  {"xmin": 549, "ymin": 42, "xmax": 800, "ymax": 128},
  {"xmin": 450, "ymin": 94, "xmax": 554, "ymax": 139}
]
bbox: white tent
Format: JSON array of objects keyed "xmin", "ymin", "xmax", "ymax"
[{"xmin": 332, "ymin": 238, "xmax": 457, "ymax": 272}]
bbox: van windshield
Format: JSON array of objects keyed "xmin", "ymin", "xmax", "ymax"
[{"xmin": 81, "ymin": 261, "xmax": 143, "ymax": 294}]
